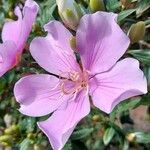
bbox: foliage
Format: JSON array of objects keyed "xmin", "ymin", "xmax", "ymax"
[{"xmin": 0, "ymin": 0, "xmax": 150, "ymax": 149}]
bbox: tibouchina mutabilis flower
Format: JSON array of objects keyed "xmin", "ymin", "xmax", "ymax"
[
  {"xmin": 0, "ymin": 0, "xmax": 39, "ymax": 77},
  {"xmin": 14, "ymin": 12, "xmax": 147, "ymax": 150},
  {"xmin": 56, "ymin": 0, "xmax": 82, "ymax": 30}
]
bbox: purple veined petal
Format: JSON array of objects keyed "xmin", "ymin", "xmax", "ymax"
[
  {"xmin": 14, "ymin": 74, "xmax": 71, "ymax": 117},
  {"xmin": 89, "ymin": 58, "xmax": 147, "ymax": 114},
  {"xmin": 44, "ymin": 21, "xmax": 73, "ymax": 53},
  {"xmin": 38, "ymin": 90, "xmax": 90, "ymax": 150},
  {"xmin": 2, "ymin": 0, "xmax": 39, "ymax": 53},
  {"xmin": 77, "ymin": 11, "xmax": 130, "ymax": 74},
  {"xmin": 30, "ymin": 21, "xmax": 80, "ymax": 78},
  {"xmin": 0, "ymin": 41, "xmax": 18, "ymax": 77},
  {"xmin": 2, "ymin": 7, "xmax": 22, "ymax": 45},
  {"xmin": 0, "ymin": 55, "xmax": 3, "ymax": 63},
  {"xmin": 24, "ymin": 0, "xmax": 39, "ymax": 11}
]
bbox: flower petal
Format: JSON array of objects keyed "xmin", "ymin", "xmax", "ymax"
[
  {"xmin": 38, "ymin": 91, "xmax": 90, "ymax": 150},
  {"xmin": 77, "ymin": 12, "xmax": 130, "ymax": 74},
  {"xmin": 30, "ymin": 21, "xmax": 80, "ymax": 77},
  {"xmin": 0, "ymin": 55, "xmax": 3, "ymax": 63},
  {"xmin": 0, "ymin": 41, "xmax": 18, "ymax": 77},
  {"xmin": 14, "ymin": 74, "xmax": 68, "ymax": 117},
  {"xmin": 90, "ymin": 58, "xmax": 147, "ymax": 114},
  {"xmin": 2, "ymin": 0, "xmax": 39, "ymax": 53}
]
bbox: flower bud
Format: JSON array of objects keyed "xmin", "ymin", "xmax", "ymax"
[
  {"xmin": 34, "ymin": 144, "xmax": 45, "ymax": 150},
  {"xmin": 56, "ymin": 0, "xmax": 82, "ymax": 30},
  {"xmin": 126, "ymin": 133, "xmax": 136, "ymax": 142},
  {"xmin": 4, "ymin": 125, "xmax": 19, "ymax": 135},
  {"xmin": 27, "ymin": 133, "xmax": 35, "ymax": 140},
  {"xmin": 92, "ymin": 115, "xmax": 100, "ymax": 122},
  {"xmin": 5, "ymin": 147, "xmax": 11, "ymax": 150},
  {"xmin": 4, "ymin": 114, "xmax": 12, "ymax": 128},
  {"xmin": 0, "ymin": 141, "xmax": 10, "ymax": 147},
  {"xmin": 0, "ymin": 135, "xmax": 12, "ymax": 143},
  {"xmin": 128, "ymin": 21, "xmax": 145, "ymax": 44},
  {"xmin": 89, "ymin": 0, "xmax": 105, "ymax": 12},
  {"xmin": 28, "ymin": 144, "xmax": 35, "ymax": 150}
]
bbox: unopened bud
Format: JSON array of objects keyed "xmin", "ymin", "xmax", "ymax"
[
  {"xmin": 70, "ymin": 36, "xmax": 76, "ymax": 51},
  {"xmin": 89, "ymin": 0, "xmax": 105, "ymax": 12},
  {"xmin": 5, "ymin": 147, "xmax": 11, "ymax": 150},
  {"xmin": 4, "ymin": 125, "xmax": 19, "ymax": 135},
  {"xmin": 126, "ymin": 133, "xmax": 136, "ymax": 142},
  {"xmin": 28, "ymin": 144, "xmax": 34, "ymax": 150},
  {"xmin": 27, "ymin": 133, "xmax": 35, "ymax": 140},
  {"xmin": 0, "ymin": 141, "xmax": 10, "ymax": 147},
  {"xmin": 0, "ymin": 135, "xmax": 12, "ymax": 143},
  {"xmin": 128, "ymin": 21, "xmax": 145, "ymax": 44},
  {"xmin": 121, "ymin": 0, "xmax": 132, "ymax": 8},
  {"xmin": 56, "ymin": 0, "xmax": 82, "ymax": 30},
  {"xmin": 4, "ymin": 114, "xmax": 12, "ymax": 127},
  {"xmin": 34, "ymin": 144, "xmax": 45, "ymax": 150},
  {"xmin": 92, "ymin": 115, "xmax": 100, "ymax": 122}
]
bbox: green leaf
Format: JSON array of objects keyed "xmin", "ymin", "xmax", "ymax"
[
  {"xmin": 63, "ymin": 141, "xmax": 72, "ymax": 150},
  {"xmin": 0, "ymin": 7, "xmax": 5, "ymax": 27},
  {"xmin": 4, "ymin": 70, "xmax": 16, "ymax": 84},
  {"xmin": 110, "ymin": 98, "xmax": 141, "ymax": 120},
  {"xmin": 143, "ymin": 67, "xmax": 150, "ymax": 85},
  {"xmin": 136, "ymin": 0, "xmax": 150, "ymax": 17},
  {"xmin": 128, "ymin": 49, "xmax": 150, "ymax": 65},
  {"xmin": 144, "ymin": 19, "xmax": 150, "ymax": 25},
  {"xmin": 139, "ymin": 92, "xmax": 150, "ymax": 106},
  {"xmin": 37, "ymin": 0, "xmax": 57, "ymax": 26},
  {"xmin": 106, "ymin": 0, "xmax": 121, "ymax": 11},
  {"xmin": 92, "ymin": 140, "xmax": 104, "ymax": 150},
  {"xmin": 135, "ymin": 132, "xmax": 150, "ymax": 144},
  {"xmin": 118, "ymin": 9, "xmax": 136, "ymax": 22},
  {"xmin": 103, "ymin": 127, "xmax": 115, "ymax": 145},
  {"xmin": 20, "ymin": 139, "xmax": 31, "ymax": 150},
  {"xmin": 123, "ymin": 140, "xmax": 129, "ymax": 150},
  {"xmin": 71, "ymin": 128, "xmax": 94, "ymax": 140},
  {"xmin": 72, "ymin": 141, "xmax": 88, "ymax": 150},
  {"xmin": 0, "ymin": 77, "xmax": 6, "ymax": 92},
  {"xmin": 19, "ymin": 117, "xmax": 36, "ymax": 133}
]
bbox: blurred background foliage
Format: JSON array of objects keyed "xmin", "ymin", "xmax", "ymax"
[{"xmin": 0, "ymin": 0, "xmax": 150, "ymax": 149}]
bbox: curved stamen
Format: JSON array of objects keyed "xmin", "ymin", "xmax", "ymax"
[
  {"xmin": 59, "ymin": 69, "xmax": 89, "ymax": 99},
  {"xmin": 60, "ymin": 82, "xmax": 76, "ymax": 95}
]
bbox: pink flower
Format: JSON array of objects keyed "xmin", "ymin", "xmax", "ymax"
[
  {"xmin": 14, "ymin": 12, "xmax": 147, "ymax": 150},
  {"xmin": 0, "ymin": 0, "xmax": 39, "ymax": 77}
]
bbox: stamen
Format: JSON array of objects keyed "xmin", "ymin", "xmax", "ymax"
[
  {"xmin": 70, "ymin": 71, "xmax": 80, "ymax": 81},
  {"xmin": 60, "ymin": 82, "xmax": 76, "ymax": 95},
  {"xmin": 59, "ymin": 70, "xmax": 89, "ymax": 98}
]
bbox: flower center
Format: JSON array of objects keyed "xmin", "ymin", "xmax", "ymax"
[{"xmin": 60, "ymin": 70, "xmax": 89, "ymax": 95}]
